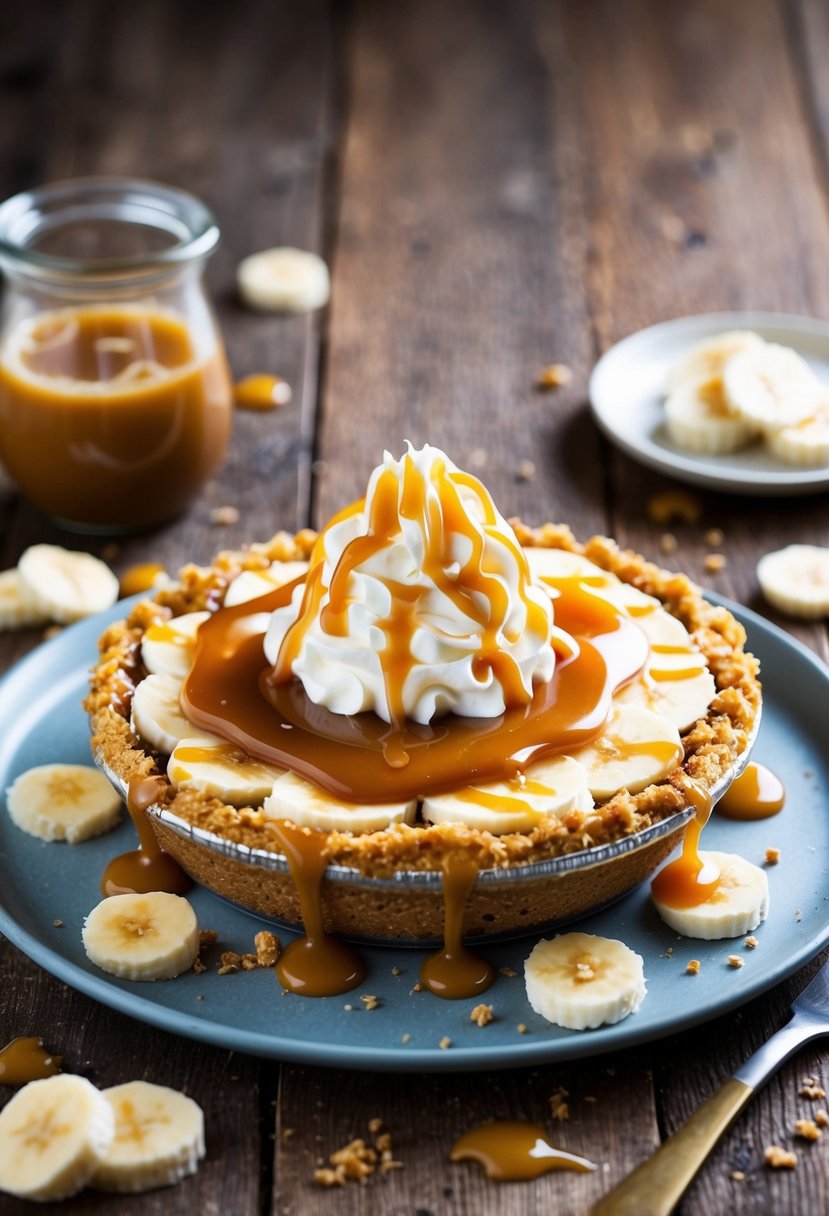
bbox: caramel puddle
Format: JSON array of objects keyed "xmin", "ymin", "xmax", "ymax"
[
  {"xmin": 450, "ymin": 1121, "xmax": 596, "ymax": 1181},
  {"xmin": 101, "ymin": 774, "xmax": 191, "ymax": 896},
  {"xmin": 717, "ymin": 762, "xmax": 785, "ymax": 821},
  {"xmin": 650, "ymin": 781, "xmax": 717, "ymax": 908},
  {"xmin": 0, "ymin": 1037, "xmax": 62, "ymax": 1086},
  {"xmin": 421, "ymin": 854, "xmax": 495, "ymax": 999}
]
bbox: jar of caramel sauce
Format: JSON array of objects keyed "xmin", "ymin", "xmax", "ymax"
[{"xmin": 0, "ymin": 178, "xmax": 233, "ymax": 531}]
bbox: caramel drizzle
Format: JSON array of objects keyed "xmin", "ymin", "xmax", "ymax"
[
  {"xmin": 0, "ymin": 1037, "xmax": 62, "ymax": 1086},
  {"xmin": 101, "ymin": 774, "xmax": 191, "ymax": 897},
  {"xmin": 420, "ymin": 854, "xmax": 495, "ymax": 999},
  {"xmin": 650, "ymin": 780, "xmax": 718, "ymax": 908},
  {"xmin": 450, "ymin": 1121, "xmax": 596, "ymax": 1180}
]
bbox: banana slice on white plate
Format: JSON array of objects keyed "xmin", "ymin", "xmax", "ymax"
[
  {"xmin": 223, "ymin": 560, "xmax": 309, "ymax": 607},
  {"xmin": 131, "ymin": 673, "xmax": 195, "ymax": 754},
  {"xmin": 0, "ymin": 1074, "xmax": 115, "ymax": 1202},
  {"xmin": 0, "ymin": 568, "xmax": 50, "ymax": 629},
  {"xmin": 17, "ymin": 544, "xmax": 119, "ymax": 623},
  {"xmin": 6, "ymin": 763, "xmax": 122, "ymax": 843},
  {"xmin": 666, "ymin": 330, "xmax": 765, "ymax": 392},
  {"xmin": 664, "ymin": 377, "xmax": 760, "ymax": 455},
  {"xmin": 767, "ymin": 406, "xmax": 829, "ymax": 466},
  {"xmin": 237, "ymin": 246, "xmax": 330, "ymax": 313},
  {"xmin": 568, "ymin": 704, "xmax": 682, "ymax": 800},
  {"xmin": 421, "ymin": 754, "xmax": 593, "ymax": 834},
  {"xmin": 651, "ymin": 850, "xmax": 769, "ymax": 939},
  {"xmin": 723, "ymin": 343, "xmax": 823, "ymax": 430},
  {"xmin": 168, "ymin": 736, "xmax": 284, "ymax": 805},
  {"xmin": 91, "ymin": 1081, "xmax": 205, "ymax": 1193},
  {"xmin": 82, "ymin": 891, "xmax": 200, "ymax": 981},
  {"xmin": 264, "ymin": 770, "xmax": 417, "ymax": 834},
  {"xmin": 524, "ymin": 932, "xmax": 646, "ymax": 1030},
  {"xmin": 141, "ymin": 612, "xmax": 210, "ymax": 679},
  {"xmin": 757, "ymin": 543, "xmax": 829, "ymax": 618}
]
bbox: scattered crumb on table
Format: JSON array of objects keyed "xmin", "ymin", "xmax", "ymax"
[
  {"xmin": 686, "ymin": 960, "xmax": 701, "ymax": 975},
  {"xmin": 764, "ymin": 1145, "xmax": 797, "ymax": 1169}
]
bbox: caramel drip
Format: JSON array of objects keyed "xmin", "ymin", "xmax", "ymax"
[
  {"xmin": 0, "ymin": 1037, "xmax": 62, "ymax": 1086},
  {"xmin": 143, "ymin": 622, "xmax": 189, "ymax": 646},
  {"xmin": 234, "ymin": 374, "xmax": 290, "ymax": 411},
  {"xmin": 182, "ymin": 580, "xmax": 648, "ymax": 804},
  {"xmin": 650, "ymin": 781, "xmax": 718, "ymax": 908},
  {"xmin": 452, "ymin": 786, "xmax": 544, "ymax": 822},
  {"xmin": 420, "ymin": 854, "xmax": 495, "ymax": 999},
  {"xmin": 101, "ymin": 774, "xmax": 191, "ymax": 896},
  {"xmin": 717, "ymin": 762, "xmax": 785, "ymax": 821},
  {"xmin": 450, "ymin": 1121, "xmax": 596, "ymax": 1180},
  {"xmin": 269, "ymin": 819, "xmax": 365, "ymax": 996}
]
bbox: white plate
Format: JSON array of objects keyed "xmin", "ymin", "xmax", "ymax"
[{"xmin": 589, "ymin": 311, "xmax": 829, "ymax": 495}]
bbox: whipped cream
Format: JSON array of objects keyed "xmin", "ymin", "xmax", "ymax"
[{"xmin": 264, "ymin": 444, "xmax": 571, "ymax": 725}]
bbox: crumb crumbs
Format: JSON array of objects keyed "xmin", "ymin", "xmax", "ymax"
[
  {"xmin": 361, "ymin": 994, "xmax": 379, "ymax": 1011},
  {"xmin": 470, "ymin": 1003, "xmax": 494, "ymax": 1027},
  {"xmin": 391, "ymin": 966, "xmax": 400, "ymax": 976},
  {"xmin": 515, "ymin": 459, "xmax": 536, "ymax": 482},
  {"xmin": 537, "ymin": 363, "xmax": 573, "ymax": 389},
  {"xmin": 343, "ymin": 1004, "xmax": 354, "ymax": 1012},
  {"xmin": 665, "ymin": 947, "xmax": 673, "ymax": 956},
  {"xmin": 52, "ymin": 919, "xmax": 63, "ymax": 928},
  {"xmin": 210, "ymin": 505, "xmax": 240, "ymax": 526},
  {"xmin": 764, "ymin": 1144, "xmax": 797, "ymax": 1169},
  {"xmin": 686, "ymin": 960, "xmax": 701, "ymax": 975},
  {"xmin": 499, "ymin": 966, "xmax": 518, "ymax": 978},
  {"xmin": 704, "ymin": 527, "xmax": 725, "ymax": 546},
  {"xmin": 704, "ymin": 553, "xmax": 727, "ymax": 573},
  {"xmin": 410, "ymin": 983, "xmax": 422, "ymax": 994},
  {"xmin": 517, "ymin": 1023, "xmax": 528, "ymax": 1035},
  {"xmin": 800, "ymin": 1084, "xmax": 826, "ymax": 1100},
  {"xmin": 659, "ymin": 532, "xmax": 678, "ymax": 555},
  {"xmin": 401, "ymin": 1033, "xmax": 411, "ymax": 1044},
  {"xmin": 192, "ymin": 957, "xmax": 207, "ymax": 976},
  {"xmin": 765, "ymin": 847, "xmax": 780, "ymax": 865},
  {"xmin": 439, "ymin": 1036, "xmax": 452, "ymax": 1050},
  {"xmin": 730, "ymin": 1169, "xmax": 745, "ymax": 1181},
  {"xmin": 368, "ymin": 1117, "xmax": 383, "ymax": 1135},
  {"xmin": 550, "ymin": 1087, "xmax": 570, "ymax": 1121},
  {"xmin": 794, "ymin": 1119, "xmax": 822, "ymax": 1141},
  {"xmin": 240, "ymin": 953, "xmax": 258, "ymax": 971},
  {"xmin": 815, "ymin": 1109, "xmax": 829, "ymax": 1127},
  {"xmin": 255, "ymin": 930, "xmax": 280, "ymax": 967},
  {"xmin": 282, "ymin": 1127, "xmax": 295, "ymax": 1142},
  {"xmin": 195, "ymin": 994, "xmax": 204, "ymax": 1001},
  {"xmin": 727, "ymin": 955, "xmax": 743, "ymax": 969},
  {"xmin": 646, "ymin": 489, "xmax": 702, "ymax": 525},
  {"xmin": 199, "ymin": 929, "xmax": 218, "ymax": 948},
  {"xmin": 745, "ymin": 936, "xmax": 758, "ymax": 949},
  {"xmin": 217, "ymin": 950, "xmax": 242, "ymax": 975}
]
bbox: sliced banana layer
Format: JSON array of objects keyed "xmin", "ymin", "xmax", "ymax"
[
  {"xmin": 17, "ymin": 544, "xmax": 119, "ymax": 623},
  {"xmin": 666, "ymin": 330, "xmax": 765, "ymax": 392},
  {"xmin": 82, "ymin": 892, "xmax": 199, "ymax": 981},
  {"xmin": 524, "ymin": 932, "xmax": 646, "ymax": 1030},
  {"xmin": 421, "ymin": 755, "xmax": 593, "ymax": 835},
  {"xmin": 141, "ymin": 611, "xmax": 210, "ymax": 679},
  {"xmin": 131, "ymin": 673, "xmax": 195, "ymax": 754},
  {"xmin": 91, "ymin": 1081, "xmax": 205, "ymax": 1193},
  {"xmin": 724, "ymin": 343, "xmax": 822, "ymax": 430},
  {"xmin": 665, "ymin": 378, "xmax": 760, "ymax": 455},
  {"xmin": 168, "ymin": 736, "xmax": 284, "ymax": 806},
  {"xmin": 264, "ymin": 770, "xmax": 417, "ymax": 834},
  {"xmin": 237, "ymin": 246, "xmax": 330, "ymax": 313},
  {"xmin": 651, "ymin": 850, "xmax": 769, "ymax": 939},
  {"xmin": 757, "ymin": 543, "xmax": 829, "ymax": 618},
  {"xmin": 223, "ymin": 560, "xmax": 309, "ymax": 607},
  {"xmin": 767, "ymin": 405, "xmax": 829, "ymax": 466},
  {"xmin": 614, "ymin": 628, "xmax": 716, "ymax": 732},
  {"xmin": 0, "ymin": 568, "xmax": 50, "ymax": 630},
  {"xmin": 0, "ymin": 1074, "xmax": 115, "ymax": 1202},
  {"xmin": 7, "ymin": 763, "xmax": 122, "ymax": 843},
  {"xmin": 525, "ymin": 547, "xmax": 661, "ymax": 616},
  {"xmin": 568, "ymin": 705, "xmax": 682, "ymax": 800}
]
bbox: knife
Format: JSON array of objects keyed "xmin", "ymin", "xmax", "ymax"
[{"xmin": 592, "ymin": 955, "xmax": 829, "ymax": 1215}]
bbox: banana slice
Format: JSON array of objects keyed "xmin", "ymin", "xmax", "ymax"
[
  {"xmin": 0, "ymin": 1074, "xmax": 115, "ymax": 1202},
  {"xmin": 723, "ymin": 343, "xmax": 823, "ymax": 431},
  {"xmin": 665, "ymin": 377, "xmax": 760, "ymax": 455},
  {"xmin": 525, "ymin": 547, "xmax": 661, "ymax": 616},
  {"xmin": 567, "ymin": 705, "xmax": 682, "ymax": 800},
  {"xmin": 0, "ymin": 568, "xmax": 50, "ymax": 629},
  {"xmin": 223, "ymin": 560, "xmax": 309, "ymax": 607},
  {"xmin": 168, "ymin": 736, "xmax": 284, "ymax": 806},
  {"xmin": 632, "ymin": 603, "xmax": 696, "ymax": 649},
  {"xmin": 91, "ymin": 1081, "xmax": 205, "ymax": 1193},
  {"xmin": 141, "ymin": 612, "xmax": 210, "ymax": 679},
  {"xmin": 651, "ymin": 850, "xmax": 769, "ymax": 939},
  {"xmin": 6, "ymin": 763, "xmax": 122, "ymax": 843},
  {"xmin": 524, "ymin": 932, "xmax": 646, "ymax": 1030},
  {"xmin": 421, "ymin": 755, "xmax": 593, "ymax": 834},
  {"xmin": 264, "ymin": 770, "xmax": 417, "ymax": 834},
  {"xmin": 237, "ymin": 247, "xmax": 330, "ymax": 313},
  {"xmin": 82, "ymin": 892, "xmax": 199, "ymax": 981},
  {"xmin": 767, "ymin": 406, "xmax": 829, "ymax": 466},
  {"xmin": 131, "ymin": 673, "xmax": 195, "ymax": 754},
  {"xmin": 666, "ymin": 330, "xmax": 765, "ymax": 392},
  {"xmin": 757, "ymin": 543, "xmax": 829, "ymax": 618},
  {"xmin": 17, "ymin": 544, "xmax": 119, "ymax": 624}
]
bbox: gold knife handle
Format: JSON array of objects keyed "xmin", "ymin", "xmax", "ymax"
[{"xmin": 591, "ymin": 1077, "xmax": 753, "ymax": 1216}]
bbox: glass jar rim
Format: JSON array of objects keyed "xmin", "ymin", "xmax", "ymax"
[{"xmin": 0, "ymin": 176, "xmax": 220, "ymax": 279}]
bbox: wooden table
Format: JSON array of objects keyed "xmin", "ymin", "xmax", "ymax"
[{"xmin": 1, "ymin": 2, "xmax": 828, "ymax": 1212}]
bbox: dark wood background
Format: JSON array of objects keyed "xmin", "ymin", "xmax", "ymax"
[{"xmin": 1, "ymin": 1, "xmax": 828, "ymax": 1212}]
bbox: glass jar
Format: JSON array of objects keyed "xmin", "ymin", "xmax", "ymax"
[{"xmin": 0, "ymin": 177, "xmax": 233, "ymax": 531}]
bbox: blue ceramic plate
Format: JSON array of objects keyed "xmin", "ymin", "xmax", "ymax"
[{"xmin": 0, "ymin": 597, "xmax": 827, "ymax": 1072}]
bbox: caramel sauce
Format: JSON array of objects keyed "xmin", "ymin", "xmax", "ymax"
[
  {"xmin": 450, "ymin": 1121, "xmax": 596, "ymax": 1181},
  {"xmin": 596, "ymin": 736, "xmax": 683, "ymax": 767},
  {"xmin": 717, "ymin": 762, "xmax": 785, "ymax": 821},
  {"xmin": 0, "ymin": 307, "xmax": 232, "ymax": 528},
  {"xmin": 234, "ymin": 373, "xmax": 291, "ymax": 411},
  {"xmin": 649, "ymin": 665, "xmax": 705, "ymax": 683},
  {"xmin": 119, "ymin": 563, "xmax": 166, "ymax": 598},
  {"xmin": 421, "ymin": 855, "xmax": 495, "ymax": 999},
  {"xmin": 650, "ymin": 781, "xmax": 718, "ymax": 908},
  {"xmin": 0, "ymin": 1037, "xmax": 62, "ymax": 1086},
  {"xmin": 101, "ymin": 774, "xmax": 191, "ymax": 896},
  {"xmin": 269, "ymin": 818, "xmax": 365, "ymax": 996}
]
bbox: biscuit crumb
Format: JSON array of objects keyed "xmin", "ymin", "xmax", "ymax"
[
  {"xmin": 410, "ymin": 982, "xmax": 422, "ymax": 994},
  {"xmin": 211, "ymin": 505, "xmax": 240, "ymax": 526},
  {"xmin": 368, "ymin": 1117, "xmax": 383, "ymax": 1135},
  {"xmin": 439, "ymin": 1036, "xmax": 452, "ymax": 1050},
  {"xmin": 391, "ymin": 966, "xmax": 400, "ymax": 976},
  {"xmin": 241, "ymin": 953, "xmax": 258, "ymax": 971},
  {"xmin": 537, "ymin": 363, "xmax": 573, "ymax": 389},
  {"xmin": 730, "ymin": 1169, "xmax": 745, "ymax": 1181},
  {"xmin": 659, "ymin": 532, "xmax": 678, "ymax": 555},
  {"xmin": 218, "ymin": 950, "xmax": 242, "ymax": 975},
  {"xmin": 549, "ymin": 1087, "xmax": 569, "ymax": 1121},
  {"xmin": 52, "ymin": 918, "xmax": 63, "ymax": 928},
  {"xmin": 704, "ymin": 528, "xmax": 725, "ymax": 547},
  {"xmin": 254, "ymin": 930, "xmax": 280, "ymax": 967},
  {"xmin": 515, "ymin": 459, "xmax": 536, "ymax": 482},
  {"xmin": 647, "ymin": 489, "xmax": 702, "ymax": 525},
  {"xmin": 517, "ymin": 1023, "xmax": 528, "ymax": 1034},
  {"xmin": 764, "ymin": 1145, "xmax": 797, "ymax": 1169},
  {"xmin": 499, "ymin": 966, "xmax": 518, "ymax": 978},
  {"xmin": 192, "ymin": 957, "xmax": 207, "ymax": 975},
  {"xmin": 745, "ymin": 935, "xmax": 758, "ymax": 949},
  {"xmin": 199, "ymin": 929, "xmax": 218, "ymax": 948},
  {"xmin": 814, "ymin": 1109, "xmax": 829, "ymax": 1127},
  {"xmin": 794, "ymin": 1119, "xmax": 822, "ymax": 1141},
  {"xmin": 765, "ymin": 847, "xmax": 780, "ymax": 865},
  {"xmin": 361, "ymin": 994, "xmax": 379, "ymax": 1011},
  {"xmin": 470, "ymin": 1003, "xmax": 494, "ymax": 1027},
  {"xmin": 282, "ymin": 1127, "xmax": 295, "ymax": 1142},
  {"xmin": 727, "ymin": 954, "xmax": 743, "ymax": 969},
  {"xmin": 686, "ymin": 959, "xmax": 701, "ymax": 975},
  {"xmin": 704, "ymin": 553, "xmax": 727, "ymax": 573},
  {"xmin": 800, "ymin": 1083, "xmax": 826, "ymax": 1100},
  {"xmin": 401, "ymin": 1033, "xmax": 411, "ymax": 1044}
]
